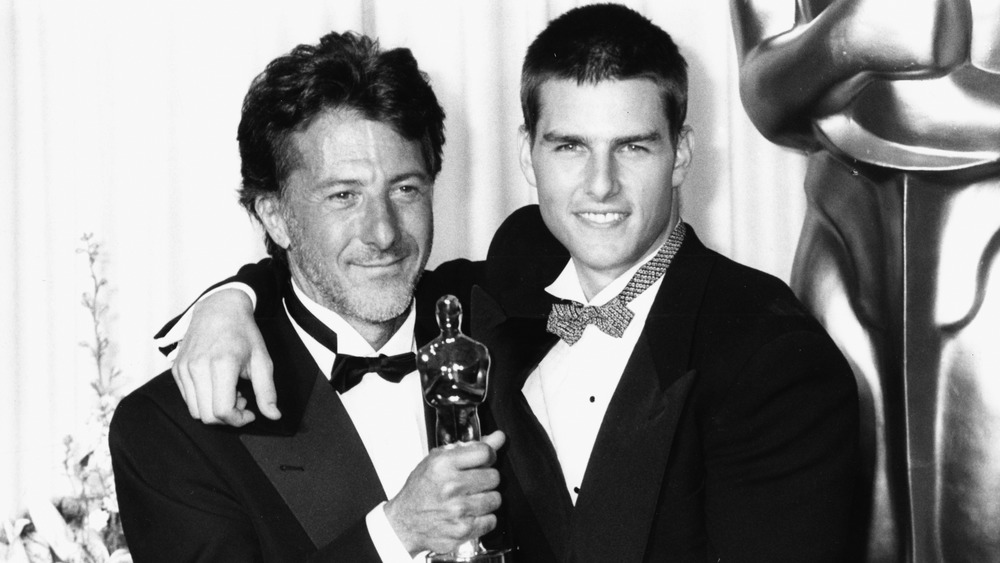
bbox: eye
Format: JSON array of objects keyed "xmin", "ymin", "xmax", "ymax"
[
  {"xmin": 621, "ymin": 143, "xmax": 649, "ymax": 153},
  {"xmin": 554, "ymin": 143, "xmax": 579, "ymax": 152},
  {"xmin": 329, "ymin": 191, "xmax": 355, "ymax": 201}
]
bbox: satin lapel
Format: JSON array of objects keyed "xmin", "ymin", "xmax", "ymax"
[
  {"xmin": 239, "ymin": 316, "xmax": 385, "ymax": 549},
  {"xmin": 569, "ymin": 233, "xmax": 714, "ymax": 561},
  {"xmin": 473, "ymin": 285, "xmax": 574, "ymax": 556}
]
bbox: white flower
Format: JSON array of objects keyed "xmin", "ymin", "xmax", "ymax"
[{"xmin": 86, "ymin": 509, "xmax": 109, "ymax": 533}]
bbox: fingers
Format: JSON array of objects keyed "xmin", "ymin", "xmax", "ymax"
[
  {"xmin": 207, "ymin": 358, "xmax": 256, "ymax": 426},
  {"xmin": 248, "ymin": 344, "xmax": 280, "ymax": 420},
  {"xmin": 175, "ymin": 349, "xmax": 255, "ymax": 426},
  {"xmin": 385, "ymin": 482, "xmax": 502, "ymax": 555},
  {"xmin": 167, "ymin": 287, "xmax": 271, "ymax": 427},
  {"xmin": 442, "ymin": 431, "xmax": 505, "ymax": 470},
  {"xmin": 172, "ymin": 361, "xmax": 200, "ymax": 420},
  {"xmin": 426, "ymin": 492, "xmax": 501, "ymax": 553},
  {"xmin": 480, "ymin": 430, "xmax": 506, "ymax": 453},
  {"xmin": 430, "ymin": 502, "xmax": 500, "ymax": 551}
]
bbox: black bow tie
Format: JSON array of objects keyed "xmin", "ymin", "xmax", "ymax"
[
  {"xmin": 329, "ymin": 352, "xmax": 417, "ymax": 393},
  {"xmin": 282, "ymin": 277, "xmax": 415, "ymax": 394}
]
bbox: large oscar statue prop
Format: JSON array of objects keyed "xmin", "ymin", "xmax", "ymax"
[
  {"xmin": 733, "ymin": 1, "xmax": 1000, "ymax": 561},
  {"xmin": 417, "ymin": 295, "xmax": 507, "ymax": 563}
]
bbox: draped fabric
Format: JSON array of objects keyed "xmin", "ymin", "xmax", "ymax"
[{"xmin": 0, "ymin": 0, "xmax": 807, "ymax": 516}]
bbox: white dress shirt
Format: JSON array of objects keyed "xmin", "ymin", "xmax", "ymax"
[{"xmin": 522, "ymin": 247, "xmax": 665, "ymax": 505}]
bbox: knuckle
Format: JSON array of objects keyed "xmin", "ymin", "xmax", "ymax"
[
  {"xmin": 440, "ymin": 481, "xmax": 459, "ymax": 498},
  {"xmin": 451, "ymin": 517, "xmax": 474, "ymax": 538},
  {"xmin": 208, "ymin": 355, "xmax": 236, "ymax": 372}
]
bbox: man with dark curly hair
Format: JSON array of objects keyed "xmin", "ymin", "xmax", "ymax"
[{"xmin": 110, "ymin": 31, "xmax": 503, "ymax": 562}]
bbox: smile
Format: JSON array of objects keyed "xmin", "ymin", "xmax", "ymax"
[
  {"xmin": 577, "ymin": 211, "xmax": 628, "ymax": 225},
  {"xmin": 353, "ymin": 256, "xmax": 407, "ymax": 269}
]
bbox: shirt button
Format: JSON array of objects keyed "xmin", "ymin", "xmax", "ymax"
[
  {"xmin": 573, "ymin": 486, "xmax": 581, "ymax": 494},
  {"xmin": 589, "ymin": 396, "xmax": 595, "ymax": 403}
]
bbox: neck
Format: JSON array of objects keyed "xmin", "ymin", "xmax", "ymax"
[
  {"xmin": 574, "ymin": 217, "xmax": 680, "ymax": 302},
  {"xmin": 290, "ymin": 272, "xmax": 408, "ymax": 351},
  {"xmin": 349, "ymin": 315, "xmax": 407, "ymax": 351},
  {"xmin": 576, "ymin": 270, "xmax": 617, "ymax": 303}
]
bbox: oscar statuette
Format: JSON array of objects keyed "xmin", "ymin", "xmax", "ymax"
[{"xmin": 417, "ymin": 295, "xmax": 508, "ymax": 563}]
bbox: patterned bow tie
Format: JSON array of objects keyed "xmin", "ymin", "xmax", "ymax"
[
  {"xmin": 282, "ymin": 276, "xmax": 415, "ymax": 393},
  {"xmin": 329, "ymin": 352, "xmax": 417, "ymax": 394},
  {"xmin": 547, "ymin": 222, "xmax": 687, "ymax": 345}
]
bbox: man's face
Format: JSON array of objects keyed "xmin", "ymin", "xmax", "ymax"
[
  {"xmin": 520, "ymin": 78, "xmax": 691, "ymax": 298},
  {"xmin": 259, "ymin": 109, "xmax": 433, "ymax": 326}
]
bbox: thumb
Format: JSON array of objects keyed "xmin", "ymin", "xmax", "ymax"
[{"xmin": 480, "ymin": 430, "xmax": 506, "ymax": 453}]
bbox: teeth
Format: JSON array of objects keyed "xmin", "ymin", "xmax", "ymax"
[{"xmin": 579, "ymin": 212, "xmax": 625, "ymax": 224}]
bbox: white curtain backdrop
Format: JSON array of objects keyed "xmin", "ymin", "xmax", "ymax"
[{"xmin": 0, "ymin": 0, "xmax": 808, "ymax": 516}]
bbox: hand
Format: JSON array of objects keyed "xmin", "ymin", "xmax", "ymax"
[
  {"xmin": 384, "ymin": 431, "xmax": 506, "ymax": 556},
  {"xmin": 171, "ymin": 288, "xmax": 279, "ymax": 426}
]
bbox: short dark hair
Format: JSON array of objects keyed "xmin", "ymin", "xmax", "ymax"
[
  {"xmin": 521, "ymin": 3, "xmax": 687, "ymax": 144},
  {"xmin": 237, "ymin": 31, "xmax": 446, "ymax": 260}
]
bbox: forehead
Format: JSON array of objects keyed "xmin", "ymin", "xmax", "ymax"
[
  {"xmin": 535, "ymin": 78, "xmax": 669, "ymax": 134},
  {"xmin": 287, "ymin": 109, "xmax": 427, "ymax": 180}
]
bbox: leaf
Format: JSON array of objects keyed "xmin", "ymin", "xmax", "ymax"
[{"xmin": 25, "ymin": 498, "xmax": 74, "ymax": 561}]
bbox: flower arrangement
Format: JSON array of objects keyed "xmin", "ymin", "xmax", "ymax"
[{"xmin": 0, "ymin": 235, "xmax": 130, "ymax": 563}]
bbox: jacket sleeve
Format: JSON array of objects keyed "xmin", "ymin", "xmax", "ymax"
[
  {"xmin": 153, "ymin": 258, "xmax": 286, "ymax": 353},
  {"xmin": 702, "ymin": 329, "xmax": 861, "ymax": 562}
]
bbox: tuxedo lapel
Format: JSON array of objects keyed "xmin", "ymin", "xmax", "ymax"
[
  {"xmin": 473, "ymin": 285, "xmax": 573, "ymax": 556},
  {"xmin": 569, "ymin": 232, "xmax": 714, "ymax": 561},
  {"xmin": 238, "ymin": 315, "xmax": 385, "ymax": 549}
]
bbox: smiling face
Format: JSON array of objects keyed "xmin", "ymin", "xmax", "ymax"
[
  {"xmin": 520, "ymin": 78, "xmax": 692, "ymax": 299},
  {"xmin": 257, "ymin": 108, "xmax": 433, "ymax": 337}
]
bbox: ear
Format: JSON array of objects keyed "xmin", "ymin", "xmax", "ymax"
[
  {"xmin": 671, "ymin": 125, "xmax": 693, "ymax": 188},
  {"xmin": 518, "ymin": 126, "xmax": 538, "ymax": 188},
  {"xmin": 255, "ymin": 195, "xmax": 292, "ymax": 250}
]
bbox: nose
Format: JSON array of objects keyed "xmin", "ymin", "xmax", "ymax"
[
  {"xmin": 585, "ymin": 151, "xmax": 620, "ymax": 201},
  {"xmin": 360, "ymin": 195, "xmax": 401, "ymax": 250}
]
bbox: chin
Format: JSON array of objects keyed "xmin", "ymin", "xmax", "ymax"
[{"xmin": 350, "ymin": 282, "xmax": 415, "ymax": 323}]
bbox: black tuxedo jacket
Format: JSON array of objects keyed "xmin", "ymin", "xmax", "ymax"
[
  {"xmin": 110, "ymin": 260, "xmax": 485, "ymax": 562},
  {"xmin": 473, "ymin": 206, "xmax": 860, "ymax": 562}
]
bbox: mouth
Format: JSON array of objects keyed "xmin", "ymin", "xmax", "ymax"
[
  {"xmin": 575, "ymin": 211, "xmax": 629, "ymax": 226},
  {"xmin": 351, "ymin": 253, "xmax": 409, "ymax": 271}
]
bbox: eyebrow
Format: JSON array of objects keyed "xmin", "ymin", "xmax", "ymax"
[
  {"xmin": 541, "ymin": 132, "xmax": 585, "ymax": 145},
  {"xmin": 613, "ymin": 131, "xmax": 662, "ymax": 145},
  {"xmin": 540, "ymin": 131, "xmax": 663, "ymax": 146},
  {"xmin": 317, "ymin": 170, "xmax": 431, "ymax": 190},
  {"xmin": 387, "ymin": 171, "xmax": 432, "ymax": 184}
]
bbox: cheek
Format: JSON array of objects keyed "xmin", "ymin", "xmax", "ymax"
[
  {"xmin": 400, "ymin": 203, "xmax": 434, "ymax": 247},
  {"xmin": 307, "ymin": 219, "xmax": 353, "ymax": 259}
]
